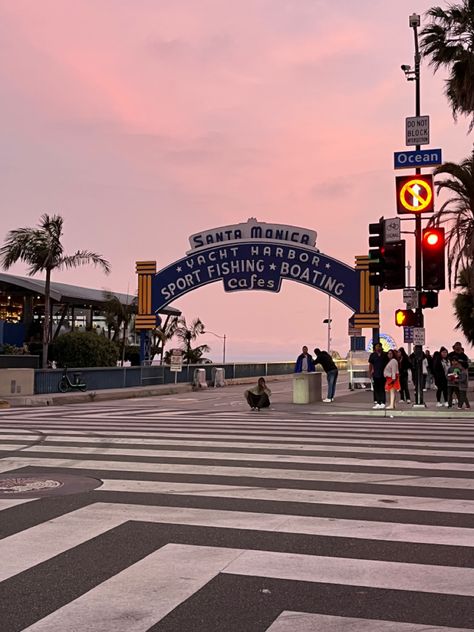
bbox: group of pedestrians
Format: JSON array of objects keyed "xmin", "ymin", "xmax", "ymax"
[{"xmin": 369, "ymin": 341, "xmax": 470, "ymax": 410}]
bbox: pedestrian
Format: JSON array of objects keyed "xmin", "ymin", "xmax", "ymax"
[
  {"xmin": 368, "ymin": 342, "xmax": 388, "ymax": 409},
  {"xmin": 425, "ymin": 350, "xmax": 434, "ymax": 390},
  {"xmin": 432, "ymin": 347, "xmax": 449, "ymax": 407},
  {"xmin": 294, "ymin": 346, "xmax": 315, "ymax": 373},
  {"xmin": 398, "ymin": 347, "xmax": 412, "ymax": 404},
  {"xmin": 314, "ymin": 348, "xmax": 338, "ymax": 403},
  {"xmin": 447, "ymin": 359, "xmax": 470, "ymax": 409},
  {"xmin": 448, "ymin": 342, "xmax": 470, "ymax": 369},
  {"xmin": 384, "ymin": 349, "xmax": 400, "ymax": 410},
  {"xmin": 244, "ymin": 377, "xmax": 271, "ymax": 411},
  {"xmin": 410, "ymin": 346, "xmax": 425, "ymax": 401}
]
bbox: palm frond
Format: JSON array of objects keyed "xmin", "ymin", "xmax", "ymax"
[{"xmin": 59, "ymin": 250, "xmax": 111, "ymax": 274}]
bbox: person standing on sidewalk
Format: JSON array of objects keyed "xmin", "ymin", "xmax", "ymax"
[
  {"xmin": 432, "ymin": 347, "xmax": 449, "ymax": 407},
  {"xmin": 369, "ymin": 343, "xmax": 388, "ymax": 409},
  {"xmin": 398, "ymin": 347, "xmax": 412, "ymax": 404},
  {"xmin": 384, "ymin": 349, "xmax": 400, "ymax": 410},
  {"xmin": 294, "ymin": 346, "xmax": 315, "ymax": 373},
  {"xmin": 314, "ymin": 348, "xmax": 338, "ymax": 403}
]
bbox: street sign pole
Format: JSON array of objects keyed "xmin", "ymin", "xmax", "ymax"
[{"xmin": 412, "ymin": 17, "xmax": 425, "ymax": 408}]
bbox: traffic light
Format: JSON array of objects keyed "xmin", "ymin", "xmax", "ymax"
[
  {"xmin": 383, "ymin": 240, "xmax": 406, "ymax": 289},
  {"xmin": 419, "ymin": 291, "xmax": 438, "ymax": 309},
  {"xmin": 422, "ymin": 227, "xmax": 445, "ymax": 290},
  {"xmin": 395, "ymin": 309, "xmax": 417, "ymax": 326},
  {"xmin": 368, "ymin": 218, "xmax": 385, "ymax": 287}
]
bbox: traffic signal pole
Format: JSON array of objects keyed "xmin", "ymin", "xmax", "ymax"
[{"xmin": 412, "ymin": 15, "xmax": 425, "ymax": 407}]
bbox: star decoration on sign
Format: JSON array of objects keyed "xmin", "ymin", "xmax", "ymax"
[
  {"xmin": 269, "ymin": 263, "xmax": 276, "ymax": 270},
  {"xmin": 176, "ymin": 266, "xmax": 182, "ymax": 272},
  {"xmin": 325, "ymin": 263, "xmax": 331, "ymax": 269}
]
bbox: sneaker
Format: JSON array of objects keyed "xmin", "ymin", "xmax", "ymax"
[
  {"xmin": 372, "ymin": 403, "xmax": 380, "ymax": 409},
  {"xmin": 379, "ymin": 403, "xmax": 386, "ymax": 409},
  {"xmin": 406, "ymin": 399, "xmax": 411, "ymax": 403},
  {"xmin": 444, "ymin": 402, "xmax": 449, "ymax": 407},
  {"xmin": 323, "ymin": 398, "xmax": 332, "ymax": 403},
  {"xmin": 436, "ymin": 402, "xmax": 443, "ymax": 407}
]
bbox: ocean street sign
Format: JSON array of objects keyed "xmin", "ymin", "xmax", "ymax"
[{"xmin": 394, "ymin": 148, "xmax": 442, "ymax": 170}]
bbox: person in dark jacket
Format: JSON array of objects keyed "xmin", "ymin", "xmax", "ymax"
[
  {"xmin": 398, "ymin": 347, "xmax": 412, "ymax": 404},
  {"xmin": 294, "ymin": 346, "xmax": 315, "ymax": 373},
  {"xmin": 432, "ymin": 346, "xmax": 449, "ymax": 406},
  {"xmin": 314, "ymin": 348, "xmax": 338, "ymax": 403},
  {"xmin": 368, "ymin": 343, "xmax": 388, "ymax": 408},
  {"xmin": 448, "ymin": 342, "xmax": 469, "ymax": 369}
]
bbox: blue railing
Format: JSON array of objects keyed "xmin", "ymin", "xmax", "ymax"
[{"xmin": 34, "ymin": 362, "xmax": 296, "ymax": 394}]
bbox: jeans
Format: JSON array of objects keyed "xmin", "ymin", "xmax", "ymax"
[
  {"xmin": 245, "ymin": 391, "xmax": 270, "ymax": 409},
  {"xmin": 326, "ymin": 369, "xmax": 338, "ymax": 399}
]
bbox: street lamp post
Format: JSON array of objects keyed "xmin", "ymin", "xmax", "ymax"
[
  {"xmin": 205, "ymin": 330, "xmax": 226, "ymax": 364},
  {"xmin": 402, "ymin": 12, "xmax": 425, "ymax": 407},
  {"xmin": 323, "ymin": 296, "xmax": 332, "ymax": 353}
]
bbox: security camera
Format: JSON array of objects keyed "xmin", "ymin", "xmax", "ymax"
[
  {"xmin": 409, "ymin": 13, "xmax": 420, "ymax": 27},
  {"xmin": 401, "ymin": 64, "xmax": 411, "ymax": 72}
]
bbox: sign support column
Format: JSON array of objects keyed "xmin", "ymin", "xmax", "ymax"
[{"xmin": 411, "ymin": 14, "xmax": 425, "ymax": 408}]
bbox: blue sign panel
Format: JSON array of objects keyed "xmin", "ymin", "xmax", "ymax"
[
  {"xmin": 151, "ymin": 241, "xmax": 360, "ymax": 313},
  {"xmin": 404, "ymin": 326, "xmax": 414, "ymax": 343},
  {"xmin": 394, "ymin": 148, "xmax": 442, "ymax": 170}
]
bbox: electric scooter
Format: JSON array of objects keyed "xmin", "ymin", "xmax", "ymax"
[{"xmin": 58, "ymin": 367, "xmax": 87, "ymax": 392}]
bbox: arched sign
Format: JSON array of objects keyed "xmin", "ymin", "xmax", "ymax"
[{"xmin": 135, "ymin": 219, "xmax": 379, "ymax": 357}]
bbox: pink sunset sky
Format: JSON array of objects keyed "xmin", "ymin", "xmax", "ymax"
[{"xmin": 0, "ymin": 0, "xmax": 471, "ymax": 362}]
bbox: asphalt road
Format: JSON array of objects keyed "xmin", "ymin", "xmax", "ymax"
[{"xmin": 0, "ymin": 386, "xmax": 473, "ymax": 631}]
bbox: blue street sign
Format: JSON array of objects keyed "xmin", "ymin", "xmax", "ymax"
[
  {"xmin": 403, "ymin": 326, "xmax": 414, "ymax": 343},
  {"xmin": 394, "ymin": 148, "xmax": 442, "ymax": 170}
]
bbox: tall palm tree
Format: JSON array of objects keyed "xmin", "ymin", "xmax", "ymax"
[
  {"xmin": 102, "ymin": 292, "xmax": 136, "ymax": 365},
  {"xmin": 151, "ymin": 315, "xmax": 178, "ymax": 364},
  {"xmin": 430, "ymin": 152, "xmax": 474, "ymax": 288},
  {"xmin": 420, "ymin": 1, "xmax": 474, "ymax": 130},
  {"xmin": 0, "ymin": 214, "xmax": 110, "ymax": 367},
  {"xmin": 173, "ymin": 316, "xmax": 208, "ymax": 364},
  {"xmin": 453, "ymin": 267, "xmax": 474, "ymax": 342}
]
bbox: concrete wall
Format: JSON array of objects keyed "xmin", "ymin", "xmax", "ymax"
[{"xmin": 0, "ymin": 369, "xmax": 35, "ymax": 396}]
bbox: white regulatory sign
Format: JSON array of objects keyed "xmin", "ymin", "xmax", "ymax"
[
  {"xmin": 384, "ymin": 217, "xmax": 401, "ymax": 243},
  {"xmin": 170, "ymin": 349, "xmax": 183, "ymax": 372},
  {"xmin": 406, "ymin": 116, "xmax": 430, "ymax": 146},
  {"xmin": 413, "ymin": 327, "xmax": 425, "ymax": 345}
]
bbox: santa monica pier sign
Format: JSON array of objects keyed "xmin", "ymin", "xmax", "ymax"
[{"xmin": 135, "ymin": 219, "xmax": 379, "ymax": 336}]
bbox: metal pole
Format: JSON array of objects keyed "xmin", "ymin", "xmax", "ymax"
[
  {"xmin": 412, "ymin": 15, "xmax": 425, "ymax": 407},
  {"xmin": 406, "ymin": 261, "xmax": 412, "ymax": 355},
  {"xmin": 327, "ymin": 296, "xmax": 331, "ymax": 352},
  {"xmin": 223, "ymin": 334, "xmax": 226, "ymax": 365}
]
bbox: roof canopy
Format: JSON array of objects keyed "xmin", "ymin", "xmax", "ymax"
[{"xmin": 0, "ymin": 272, "xmax": 181, "ymax": 317}]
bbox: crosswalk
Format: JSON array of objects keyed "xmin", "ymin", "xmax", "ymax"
[{"xmin": 0, "ymin": 403, "xmax": 473, "ymax": 631}]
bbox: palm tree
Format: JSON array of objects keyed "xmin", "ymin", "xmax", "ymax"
[
  {"xmin": 152, "ymin": 315, "xmax": 178, "ymax": 364},
  {"xmin": 430, "ymin": 152, "xmax": 474, "ymax": 288},
  {"xmin": 0, "ymin": 214, "xmax": 110, "ymax": 367},
  {"xmin": 102, "ymin": 292, "xmax": 136, "ymax": 365},
  {"xmin": 173, "ymin": 316, "xmax": 209, "ymax": 364},
  {"xmin": 454, "ymin": 268, "xmax": 474, "ymax": 342},
  {"xmin": 420, "ymin": 1, "xmax": 474, "ymax": 130}
]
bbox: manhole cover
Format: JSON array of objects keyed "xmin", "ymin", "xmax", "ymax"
[{"xmin": 0, "ymin": 473, "xmax": 102, "ymax": 498}]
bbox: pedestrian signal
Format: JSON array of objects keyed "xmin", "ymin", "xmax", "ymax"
[{"xmin": 395, "ymin": 309, "xmax": 417, "ymax": 327}]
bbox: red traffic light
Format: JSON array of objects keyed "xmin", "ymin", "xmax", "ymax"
[
  {"xmin": 423, "ymin": 228, "xmax": 444, "ymax": 249},
  {"xmin": 395, "ymin": 309, "xmax": 417, "ymax": 327},
  {"xmin": 419, "ymin": 291, "xmax": 438, "ymax": 309}
]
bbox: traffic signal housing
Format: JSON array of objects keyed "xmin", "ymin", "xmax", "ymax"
[
  {"xmin": 395, "ymin": 309, "xmax": 417, "ymax": 327},
  {"xmin": 422, "ymin": 227, "xmax": 445, "ymax": 290},
  {"xmin": 383, "ymin": 240, "xmax": 406, "ymax": 290},
  {"xmin": 419, "ymin": 291, "xmax": 439, "ymax": 309},
  {"xmin": 368, "ymin": 218, "xmax": 385, "ymax": 287}
]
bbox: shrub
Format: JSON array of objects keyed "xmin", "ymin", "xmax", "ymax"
[{"xmin": 52, "ymin": 331, "xmax": 118, "ymax": 367}]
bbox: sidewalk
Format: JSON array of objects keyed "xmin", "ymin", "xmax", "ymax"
[{"xmin": 2, "ymin": 374, "xmax": 474, "ymax": 418}]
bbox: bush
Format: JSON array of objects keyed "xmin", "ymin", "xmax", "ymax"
[
  {"xmin": 124, "ymin": 345, "xmax": 140, "ymax": 366},
  {"xmin": 52, "ymin": 331, "xmax": 118, "ymax": 367}
]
